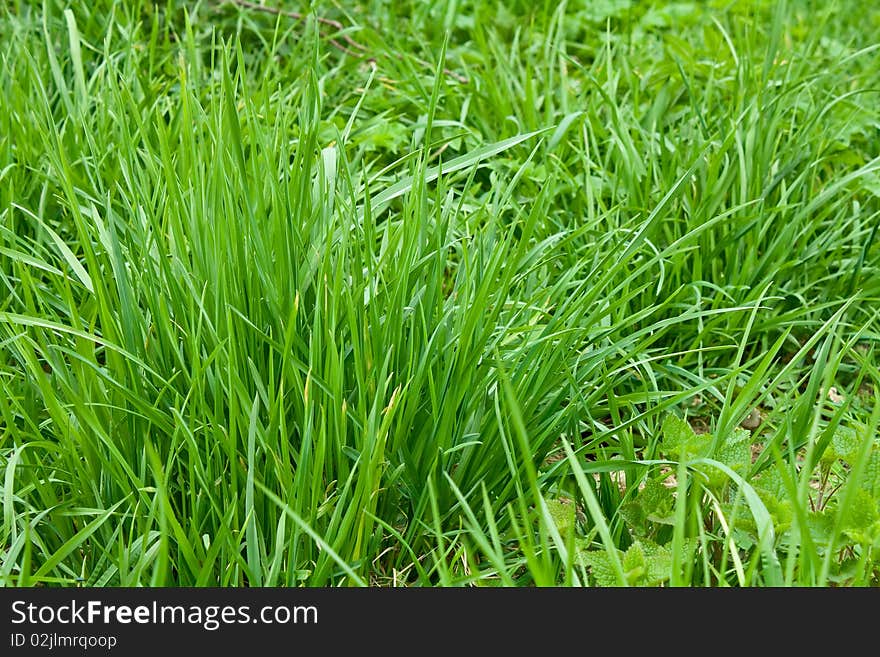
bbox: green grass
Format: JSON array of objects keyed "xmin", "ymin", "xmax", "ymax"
[{"xmin": 1, "ymin": 0, "xmax": 879, "ymax": 587}]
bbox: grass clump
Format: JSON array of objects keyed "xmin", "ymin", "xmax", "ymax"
[{"xmin": 1, "ymin": 0, "xmax": 879, "ymax": 586}]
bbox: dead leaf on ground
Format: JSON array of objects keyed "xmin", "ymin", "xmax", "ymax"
[
  {"xmin": 740, "ymin": 408, "xmax": 762, "ymax": 430},
  {"xmin": 827, "ymin": 386, "xmax": 844, "ymax": 404}
]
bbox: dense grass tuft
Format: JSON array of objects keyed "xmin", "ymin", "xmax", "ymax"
[{"xmin": 1, "ymin": 0, "xmax": 879, "ymax": 586}]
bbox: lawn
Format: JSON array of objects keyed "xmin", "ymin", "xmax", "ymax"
[{"xmin": 1, "ymin": 0, "xmax": 879, "ymax": 586}]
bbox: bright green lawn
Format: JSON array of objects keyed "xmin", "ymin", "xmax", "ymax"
[{"xmin": 1, "ymin": 0, "xmax": 879, "ymax": 586}]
